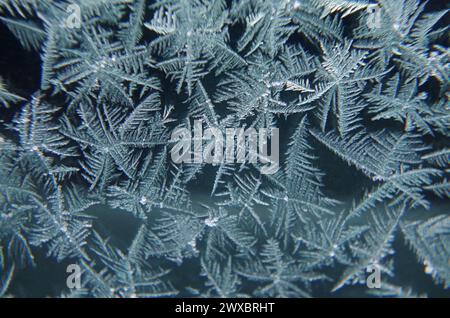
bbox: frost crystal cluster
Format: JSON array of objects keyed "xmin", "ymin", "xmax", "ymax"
[{"xmin": 0, "ymin": 0, "xmax": 448, "ymax": 298}]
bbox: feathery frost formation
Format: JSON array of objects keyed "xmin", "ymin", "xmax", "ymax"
[{"xmin": 0, "ymin": 0, "xmax": 448, "ymax": 297}]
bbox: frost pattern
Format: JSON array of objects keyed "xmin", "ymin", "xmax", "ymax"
[{"xmin": 0, "ymin": 0, "xmax": 448, "ymax": 297}]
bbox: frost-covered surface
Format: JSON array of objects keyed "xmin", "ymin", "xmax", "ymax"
[{"xmin": 0, "ymin": 0, "xmax": 448, "ymax": 298}]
